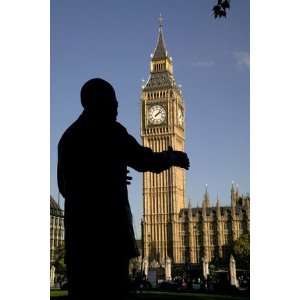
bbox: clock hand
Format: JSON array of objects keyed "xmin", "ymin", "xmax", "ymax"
[{"xmin": 155, "ymin": 111, "xmax": 161, "ymax": 117}]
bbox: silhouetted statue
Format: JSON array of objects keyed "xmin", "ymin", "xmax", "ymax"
[{"xmin": 57, "ymin": 78, "xmax": 190, "ymax": 300}]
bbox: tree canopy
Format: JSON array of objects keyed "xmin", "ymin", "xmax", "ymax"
[
  {"xmin": 232, "ymin": 233, "xmax": 250, "ymax": 269},
  {"xmin": 212, "ymin": 0, "xmax": 231, "ymax": 18},
  {"xmin": 53, "ymin": 246, "xmax": 66, "ymax": 276}
]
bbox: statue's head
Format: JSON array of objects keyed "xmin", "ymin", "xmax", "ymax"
[{"xmin": 80, "ymin": 78, "xmax": 118, "ymax": 121}]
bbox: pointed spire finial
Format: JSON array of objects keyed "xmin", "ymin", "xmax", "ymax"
[
  {"xmin": 159, "ymin": 14, "xmax": 163, "ymax": 29},
  {"xmin": 152, "ymin": 14, "xmax": 168, "ymax": 60},
  {"xmin": 216, "ymin": 193, "xmax": 221, "ymax": 216},
  {"xmin": 231, "ymin": 181, "xmax": 235, "ymax": 192},
  {"xmin": 204, "ymin": 184, "xmax": 210, "ymax": 207},
  {"xmin": 205, "ymin": 184, "xmax": 209, "ymax": 198}
]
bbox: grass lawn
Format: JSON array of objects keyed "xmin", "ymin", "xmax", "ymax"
[
  {"xmin": 50, "ymin": 290, "xmax": 249, "ymax": 300},
  {"xmin": 50, "ymin": 290, "xmax": 68, "ymax": 297}
]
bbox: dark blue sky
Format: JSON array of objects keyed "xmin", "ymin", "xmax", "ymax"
[{"xmin": 51, "ymin": 0, "xmax": 249, "ymax": 237}]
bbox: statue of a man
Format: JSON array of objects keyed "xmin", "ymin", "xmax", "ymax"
[{"xmin": 57, "ymin": 78, "xmax": 190, "ymax": 300}]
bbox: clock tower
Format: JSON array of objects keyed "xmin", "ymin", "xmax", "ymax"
[{"xmin": 141, "ymin": 17, "xmax": 186, "ymax": 264}]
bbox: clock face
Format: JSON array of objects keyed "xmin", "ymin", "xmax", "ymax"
[
  {"xmin": 148, "ymin": 105, "xmax": 166, "ymax": 125},
  {"xmin": 178, "ymin": 108, "xmax": 184, "ymax": 126}
]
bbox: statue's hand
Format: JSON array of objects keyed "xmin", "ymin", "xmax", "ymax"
[{"xmin": 167, "ymin": 146, "xmax": 190, "ymax": 170}]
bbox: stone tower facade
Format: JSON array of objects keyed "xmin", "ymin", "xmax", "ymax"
[
  {"xmin": 140, "ymin": 20, "xmax": 250, "ymax": 269},
  {"xmin": 141, "ymin": 19, "xmax": 186, "ymax": 265}
]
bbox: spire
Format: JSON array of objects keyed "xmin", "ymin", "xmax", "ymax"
[
  {"xmin": 216, "ymin": 193, "xmax": 221, "ymax": 218},
  {"xmin": 231, "ymin": 181, "xmax": 236, "ymax": 206},
  {"xmin": 202, "ymin": 198, "xmax": 207, "ymax": 218},
  {"xmin": 152, "ymin": 14, "xmax": 168, "ymax": 60},
  {"xmin": 204, "ymin": 184, "xmax": 210, "ymax": 207},
  {"xmin": 216, "ymin": 193, "xmax": 220, "ymax": 207},
  {"xmin": 188, "ymin": 199, "xmax": 192, "ymax": 218},
  {"xmin": 231, "ymin": 181, "xmax": 235, "ymax": 193}
]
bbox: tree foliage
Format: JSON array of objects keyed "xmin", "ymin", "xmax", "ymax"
[
  {"xmin": 232, "ymin": 233, "xmax": 250, "ymax": 269},
  {"xmin": 53, "ymin": 246, "xmax": 66, "ymax": 276},
  {"xmin": 212, "ymin": 0, "xmax": 231, "ymax": 18}
]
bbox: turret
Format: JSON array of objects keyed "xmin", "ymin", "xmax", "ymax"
[
  {"xmin": 202, "ymin": 199, "xmax": 207, "ymax": 219},
  {"xmin": 188, "ymin": 199, "xmax": 192, "ymax": 219},
  {"xmin": 231, "ymin": 183, "xmax": 238, "ymax": 241},
  {"xmin": 201, "ymin": 197, "xmax": 209, "ymax": 260},
  {"xmin": 216, "ymin": 194, "xmax": 221, "ymax": 218},
  {"xmin": 231, "ymin": 181, "xmax": 236, "ymax": 208},
  {"xmin": 216, "ymin": 194, "xmax": 223, "ymax": 258},
  {"xmin": 204, "ymin": 184, "xmax": 210, "ymax": 208}
]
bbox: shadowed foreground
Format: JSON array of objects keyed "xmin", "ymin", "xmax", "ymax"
[{"xmin": 50, "ymin": 290, "xmax": 249, "ymax": 300}]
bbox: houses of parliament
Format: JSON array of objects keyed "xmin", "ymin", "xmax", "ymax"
[{"xmin": 140, "ymin": 19, "xmax": 250, "ymax": 268}]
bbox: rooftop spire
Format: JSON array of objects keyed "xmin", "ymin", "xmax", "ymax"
[
  {"xmin": 159, "ymin": 13, "xmax": 163, "ymax": 29},
  {"xmin": 231, "ymin": 181, "xmax": 235, "ymax": 193},
  {"xmin": 216, "ymin": 193, "xmax": 220, "ymax": 205},
  {"xmin": 204, "ymin": 184, "xmax": 210, "ymax": 207},
  {"xmin": 216, "ymin": 194, "xmax": 221, "ymax": 217},
  {"xmin": 152, "ymin": 15, "xmax": 168, "ymax": 60}
]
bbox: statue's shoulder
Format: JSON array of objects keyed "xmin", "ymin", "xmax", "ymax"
[
  {"xmin": 58, "ymin": 117, "xmax": 83, "ymax": 149},
  {"xmin": 114, "ymin": 121, "xmax": 129, "ymax": 136}
]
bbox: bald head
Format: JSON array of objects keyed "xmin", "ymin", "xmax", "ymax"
[{"xmin": 80, "ymin": 78, "xmax": 118, "ymax": 121}]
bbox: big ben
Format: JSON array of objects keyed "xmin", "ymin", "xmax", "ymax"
[{"xmin": 141, "ymin": 17, "xmax": 186, "ymax": 265}]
